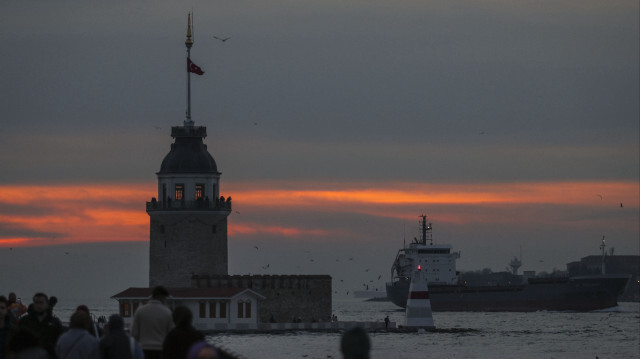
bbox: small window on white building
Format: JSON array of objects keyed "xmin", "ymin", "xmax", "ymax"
[
  {"xmin": 121, "ymin": 302, "xmax": 131, "ymax": 317},
  {"xmin": 245, "ymin": 301, "xmax": 251, "ymax": 318},
  {"xmin": 220, "ymin": 302, "xmax": 227, "ymax": 318},
  {"xmin": 209, "ymin": 302, "xmax": 216, "ymax": 318},
  {"xmin": 237, "ymin": 300, "xmax": 251, "ymax": 318},
  {"xmin": 199, "ymin": 301, "xmax": 206, "ymax": 318},
  {"xmin": 237, "ymin": 301, "xmax": 244, "ymax": 318}
]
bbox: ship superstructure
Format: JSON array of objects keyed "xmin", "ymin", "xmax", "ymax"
[{"xmin": 389, "ymin": 215, "xmax": 460, "ymax": 287}]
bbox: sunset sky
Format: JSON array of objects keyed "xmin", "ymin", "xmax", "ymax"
[{"xmin": 1, "ymin": 0, "xmax": 638, "ymax": 302}]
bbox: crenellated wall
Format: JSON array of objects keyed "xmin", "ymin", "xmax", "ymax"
[{"xmin": 191, "ymin": 274, "xmax": 332, "ymax": 323}]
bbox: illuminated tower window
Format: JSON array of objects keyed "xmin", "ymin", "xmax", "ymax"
[
  {"xmin": 175, "ymin": 184, "xmax": 184, "ymax": 200},
  {"xmin": 196, "ymin": 183, "xmax": 205, "ymax": 200}
]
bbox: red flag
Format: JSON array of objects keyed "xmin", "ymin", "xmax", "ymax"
[{"xmin": 187, "ymin": 58, "xmax": 204, "ymax": 75}]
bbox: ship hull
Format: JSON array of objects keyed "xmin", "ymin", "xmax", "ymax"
[{"xmin": 386, "ymin": 274, "xmax": 630, "ymax": 311}]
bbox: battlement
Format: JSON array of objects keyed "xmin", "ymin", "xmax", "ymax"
[
  {"xmin": 146, "ymin": 197, "xmax": 231, "ymax": 212},
  {"xmin": 191, "ymin": 274, "xmax": 331, "ymax": 290}
]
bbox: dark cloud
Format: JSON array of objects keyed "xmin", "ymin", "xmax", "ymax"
[
  {"xmin": 1, "ymin": 1, "xmax": 637, "ymax": 187},
  {"xmin": 0, "ymin": 222, "xmax": 63, "ymax": 240}
]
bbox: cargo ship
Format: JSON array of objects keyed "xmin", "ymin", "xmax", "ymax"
[{"xmin": 385, "ymin": 215, "xmax": 631, "ymax": 311}]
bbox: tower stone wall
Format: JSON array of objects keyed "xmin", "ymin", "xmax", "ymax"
[{"xmin": 149, "ymin": 211, "xmax": 229, "ymax": 287}]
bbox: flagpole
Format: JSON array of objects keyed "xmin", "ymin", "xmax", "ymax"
[{"xmin": 185, "ymin": 12, "xmax": 194, "ymax": 127}]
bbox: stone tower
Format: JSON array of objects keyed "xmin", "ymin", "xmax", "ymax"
[{"xmin": 146, "ymin": 13, "xmax": 231, "ymax": 287}]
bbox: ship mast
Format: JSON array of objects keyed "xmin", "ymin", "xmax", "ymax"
[
  {"xmin": 419, "ymin": 214, "xmax": 433, "ymax": 245},
  {"xmin": 600, "ymin": 236, "xmax": 606, "ymax": 275}
]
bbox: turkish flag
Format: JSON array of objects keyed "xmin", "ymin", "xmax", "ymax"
[{"xmin": 187, "ymin": 58, "xmax": 205, "ymax": 75}]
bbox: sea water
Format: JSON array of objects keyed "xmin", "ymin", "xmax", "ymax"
[{"xmin": 53, "ymin": 297, "xmax": 639, "ymax": 358}]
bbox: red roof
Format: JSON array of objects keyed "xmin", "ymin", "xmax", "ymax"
[{"xmin": 112, "ymin": 287, "xmax": 264, "ymax": 299}]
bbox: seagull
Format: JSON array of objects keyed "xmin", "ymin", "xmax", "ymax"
[
  {"xmin": 620, "ymin": 203, "xmax": 623, "ymax": 208},
  {"xmin": 253, "ymin": 246, "xmax": 259, "ymax": 250},
  {"xmin": 596, "ymin": 194, "xmax": 603, "ymax": 200},
  {"xmin": 213, "ymin": 36, "xmax": 231, "ymax": 42}
]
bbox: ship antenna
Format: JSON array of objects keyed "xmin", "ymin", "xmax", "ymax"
[
  {"xmin": 599, "ymin": 236, "xmax": 606, "ymax": 275},
  {"xmin": 403, "ymin": 221, "xmax": 406, "ymax": 249}
]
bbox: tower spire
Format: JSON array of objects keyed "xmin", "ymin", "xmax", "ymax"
[{"xmin": 185, "ymin": 12, "xmax": 194, "ymax": 127}]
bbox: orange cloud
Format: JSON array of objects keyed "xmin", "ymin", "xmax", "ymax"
[
  {"xmin": 0, "ymin": 180, "xmax": 636, "ymax": 247},
  {"xmin": 227, "ymin": 181, "xmax": 636, "ymax": 207}
]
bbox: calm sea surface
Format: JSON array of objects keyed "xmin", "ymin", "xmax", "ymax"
[{"xmin": 54, "ymin": 297, "xmax": 639, "ymax": 359}]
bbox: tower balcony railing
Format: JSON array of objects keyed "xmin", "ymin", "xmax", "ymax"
[{"xmin": 146, "ymin": 197, "xmax": 231, "ymax": 212}]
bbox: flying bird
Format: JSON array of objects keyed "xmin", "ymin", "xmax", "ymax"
[
  {"xmin": 213, "ymin": 36, "xmax": 231, "ymax": 42},
  {"xmin": 253, "ymin": 246, "xmax": 259, "ymax": 250},
  {"xmin": 620, "ymin": 203, "xmax": 623, "ymax": 208},
  {"xmin": 596, "ymin": 194, "xmax": 603, "ymax": 200}
]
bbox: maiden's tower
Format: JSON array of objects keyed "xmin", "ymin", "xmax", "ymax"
[{"xmin": 113, "ymin": 14, "xmax": 331, "ymax": 327}]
